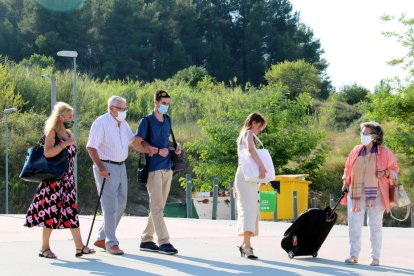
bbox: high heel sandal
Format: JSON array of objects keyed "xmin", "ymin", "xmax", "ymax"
[
  {"xmin": 75, "ymin": 246, "xmax": 96, "ymax": 257},
  {"xmin": 238, "ymin": 245, "xmax": 258, "ymax": 259}
]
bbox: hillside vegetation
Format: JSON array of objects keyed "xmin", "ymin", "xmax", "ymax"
[{"xmin": 1, "ymin": 1, "xmax": 414, "ymax": 227}]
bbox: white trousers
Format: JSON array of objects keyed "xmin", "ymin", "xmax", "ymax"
[
  {"xmin": 347, "ymin": 190, "xmax": 385, "ymax": 259},
  {"xmin": 235, "ymin": 167, "xmax": 260, "ymax": 236}
]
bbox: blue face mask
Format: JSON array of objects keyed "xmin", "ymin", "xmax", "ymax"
[{"xmin": 158, "ymin": 104, "xmax": 169, "ymax": 114}]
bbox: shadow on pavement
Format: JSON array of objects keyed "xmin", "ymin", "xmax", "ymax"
[
  {"xmin": 51, "ymin": 257, "xmax": 157, "ymax": 276},
  {"xmin": 124, "ymin": 253, "xmax": 300, "ymax": 275},
  {"xmin": 180, "ymin": 255, "xmax": 356, "ymax": 275},
  {"xmin": 296, "ymin": 257, "xmax": 414, "ymax": 275}
]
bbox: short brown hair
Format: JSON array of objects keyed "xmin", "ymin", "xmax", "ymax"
[
  {"xmin": 360, "ymin": 121, "xmax": 384, "ymax": 145},
  {"xmin": 154, "ymin": 90, "xmax": 170, "ymax": 101}
]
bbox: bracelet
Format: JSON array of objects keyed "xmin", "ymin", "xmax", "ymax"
[{"xmin": 157, "ymin": 148, "xmax": 160, "ymax": 154}]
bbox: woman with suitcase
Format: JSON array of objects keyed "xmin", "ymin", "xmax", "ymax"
[{"xmin": 342, "ymin": 122, "xmax": 399, "ymax": 266}]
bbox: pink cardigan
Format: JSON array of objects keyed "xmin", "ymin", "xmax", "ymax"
[{"xmin": 342, "ymin": 145, "xmax": 400, "ymax": 213}]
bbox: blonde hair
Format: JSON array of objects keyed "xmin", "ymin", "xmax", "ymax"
[
  {"xmin": 237, "ymin": 112, "xmax": 267, "ymax": 145},
  {"xmin": 44, "ymin": 102, "xmax": 73, "ymax": 135}
]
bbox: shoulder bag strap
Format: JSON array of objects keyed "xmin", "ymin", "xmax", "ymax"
[
  {"xmin": 252, "ymin": 133, "xmax": 264, "ymax": 149},
  {"xmin": 166, "ymin": 115, "xmax": 177, "ymax": 149},
  {"xmin": 38, "ymin": 130, "xmax": 59, "ymax": 147},
  {"xmin": 145, "ymin": 116, "xmax": 151, "ymax": 143},
  {"xmin": 38, "ymin": 133, "xmax": 46, "ymax": 146}
]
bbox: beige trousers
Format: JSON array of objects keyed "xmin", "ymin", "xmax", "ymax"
[{"xmin": 141, "ymin": 169, "xmax": 173, "ymax": 245}]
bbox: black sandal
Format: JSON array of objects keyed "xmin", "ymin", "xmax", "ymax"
[
  {"xmin": 39, "ymin": 249, "xmax": 57, "ymax": 258},
  {"xmin": 75, "ymin": 246, "xmax": 96, "ymax": 257}
]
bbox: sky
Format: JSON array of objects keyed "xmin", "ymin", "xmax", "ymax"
[{"xmin": 289, "ymin": 0, "xmax": 414, "ymax": 91}]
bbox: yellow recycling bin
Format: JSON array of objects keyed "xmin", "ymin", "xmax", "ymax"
[{"xmin": 260, "ymin": 174, "xmax": 312, "ymax": 220}]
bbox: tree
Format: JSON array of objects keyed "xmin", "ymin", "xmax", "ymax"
[
  {"xmin": 364, "ymin": 83, "xmax": 414, "ymax": 163},
  {"xmin": 1, "ymin": 0, "xmax": 330, "ymax": 88},
  {"xmin": 185, "ymin": 79, "xmax": 326, "ymax": 191},
  {"xmin": 336, "ymin": 83, "xmax": 369, "ymax": 105},
  {"xmin": 264, "ymin": 60, "xmax": 321, "ymax": 99},
  {"xmin": 0, "ymin": 63, "xmax": 26, "ymax": 111},
  {"xmin": 382, "ymin": 14, "xmax": 414, "ymax": 80},
  {"xmin": 172, "ymin": 65, "xmax": 209, "ymax": 87},
  {"xmin": 363, "ymin": 14, "xmax": 414, "ymax": 167},
  {"xmin": 195, "ymin": 0, "xmax": 236, "ymax": 82}
]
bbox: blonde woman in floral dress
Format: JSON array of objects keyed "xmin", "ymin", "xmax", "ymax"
[{"xmin": 24, "ymin": 102, "xmax": 95, "ymax": 258}]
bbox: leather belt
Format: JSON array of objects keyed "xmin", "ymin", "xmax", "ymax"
[{"xmin": 101, "ymin": 159, "xmax": 125, "ymax": 165}]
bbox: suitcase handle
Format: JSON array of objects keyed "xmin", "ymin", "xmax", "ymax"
[{"xmin": 327, "ymin": 190, "xmax": 347, "ymax": 220}]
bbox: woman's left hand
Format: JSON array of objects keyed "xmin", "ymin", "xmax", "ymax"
[{"xmin": 376, "ymin": 170, "xmax": 388, "ymax": 178}]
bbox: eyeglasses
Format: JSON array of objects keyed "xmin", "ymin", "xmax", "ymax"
[{"xmin": 112, "ymin": 106, "xmax": 128, "ymax": 112}]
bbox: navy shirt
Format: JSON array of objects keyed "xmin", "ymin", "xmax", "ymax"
[{"xmin": 136, "ymin": 112, "xmax": 172, "ymax": 172}]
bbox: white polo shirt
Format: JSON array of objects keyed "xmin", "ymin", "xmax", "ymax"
[{"xmin": 86, "ymin": 112, "xmax": 135, "ymax": 162}]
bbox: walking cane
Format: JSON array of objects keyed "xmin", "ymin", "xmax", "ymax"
[{"xmin": 86, "ymin": 177, "xmax": 106, "ymax": 247}]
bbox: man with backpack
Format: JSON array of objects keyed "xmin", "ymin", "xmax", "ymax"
[{"xmin": 135, "ymin": 90, "xmax": 182, "ymax": 255}]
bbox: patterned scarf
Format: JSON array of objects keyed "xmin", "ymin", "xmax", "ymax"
[{"xmin": 350, "ymin": 147, "xmax": 378, "ymax": 212}]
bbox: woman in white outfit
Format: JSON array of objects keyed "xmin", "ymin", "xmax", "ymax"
[
  {"xmin": 235, "ymin": 112, "xmax": 267, "ymax": 259},
  {"xmin": 341, "ymin": 122, "xmax": 399, "ymax": 266}
]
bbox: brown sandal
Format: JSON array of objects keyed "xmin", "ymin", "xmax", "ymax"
[
  {"xmin": 75, "ymin": 246, "xmax": 96, "ymax": 257},
  {"xmin": 39, "ymin": 249, "xmax": 57, "ymax": 258}
]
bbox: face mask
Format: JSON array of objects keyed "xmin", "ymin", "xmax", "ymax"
[
  {"xmin": 360, "ymin": 133, "xmax": 372, "ymax": 145},
  {"xmin": 64, "ymin": 121, "xmax": 74, "ymax": 129},
  {"xmin": 116, "ymin": 111, "xmax": 127, "ymax": 122},
  {"xmin": 158, "ymin": 104, "xmax": 169, "ymax": 114}
]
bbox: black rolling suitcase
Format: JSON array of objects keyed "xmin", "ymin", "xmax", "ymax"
[{"xmin": 281, "ymin": 191, "xmax": 346, "ymax": 259}]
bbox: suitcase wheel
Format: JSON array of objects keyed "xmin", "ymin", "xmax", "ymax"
[
  {"xmin": 312, "ymin": 252, "xmax": 318, "ymax": 258},
  {"xmin": 288, "ymin": 251, "xmax": 295, "ymax": 259}
]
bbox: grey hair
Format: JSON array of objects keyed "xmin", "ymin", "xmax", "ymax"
[
  {"xmin": 108, "ymin": 96, "xmax": 127, "ymax": 108},
  {"xmin": 360, "ymin": 121, "xmax": 384, "ymax": 145}
]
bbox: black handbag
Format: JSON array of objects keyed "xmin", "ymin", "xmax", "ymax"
[
  {"xmin": 19, "ymin": 136, "xmax": 69, "ymax": 182},
  {"xmin": 170, "ymin": 127, "xmax": 186, "ymax": 172},
  {"xmin": 137, "ymin": 153, "xmax": 149, "ymax": 183}
]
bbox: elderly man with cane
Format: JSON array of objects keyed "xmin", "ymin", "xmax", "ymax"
[{"xmin": 86, "ymin": 95, "xmax": 156, "ymax": 255}]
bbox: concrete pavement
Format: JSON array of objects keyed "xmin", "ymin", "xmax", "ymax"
[{"xmin": 0, "ymin": 214, "xmax": 413, "ymax": 275}]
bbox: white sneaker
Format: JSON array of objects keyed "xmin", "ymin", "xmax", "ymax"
[{"xmin": 370, "ymin": 259, "xmax": 380, "ymax": 266}]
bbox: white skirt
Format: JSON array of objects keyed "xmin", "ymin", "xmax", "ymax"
[{"xmin": 235, "ymin": 166, "xmax": 260, "ymax": 236}]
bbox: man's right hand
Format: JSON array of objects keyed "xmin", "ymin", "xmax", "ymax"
[{"xmin": 98, "ymin": 165, "xmax": 110, "ymax": 178}]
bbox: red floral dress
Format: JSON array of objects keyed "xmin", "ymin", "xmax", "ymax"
[{"xmin": 24, "ymin": 137, "xmax": 79, "ymax": 229}]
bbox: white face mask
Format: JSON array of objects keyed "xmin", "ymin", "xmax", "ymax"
[
  {"xmin": 116, "ymin": 110, "xmax": 127, "ymax": 122},
  {"xmin": 360, "ymin": 133, "xmax": 372, "ymax": 145}
]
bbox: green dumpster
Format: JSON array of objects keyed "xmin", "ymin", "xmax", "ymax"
[{"xmin": 164, "ymin": 202, "xmax": 199, "ymax": 219}]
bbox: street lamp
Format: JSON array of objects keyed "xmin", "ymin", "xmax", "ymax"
[
  {"xmin": 41, "ymin": 74, "xmax": 57, "ymax": 109},
  {"xmin": 3, "ymin": 107, "xmax": 17, "ymax": 214},
  {"xmin": 57, "ymin": 50, "xmax": 78, "ymax": 196}
]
